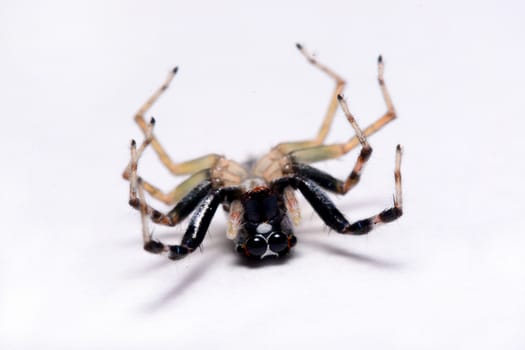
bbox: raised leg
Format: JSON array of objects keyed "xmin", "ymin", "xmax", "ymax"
[
  {"xmin": 338, "ymin": 55, "xmax": 396, "ymax": 154},
  {"xmin": 129, "ymin": 137, "xmax": 225, "ymax": 259},
  {"xmin": 128, "ymin": 137, "xmax": 212, "ymax": 226},
  {"xmin": 288, "ymin": 55, "xmax": 397, "ymax": 163},
  {"xmin": 123, "ymin": 117, "xmax": 219, "ymax": 204},
  {"xmin": 289, "ymin": 94, "xmax": 373, "ymax": 195},
  {"xmin": 275, "ymin": 44, "xmax": 346, "ymax": 154},
  {"xmin": 129, "ymin": 139, "xmax": 172, "ymax": 226},
  {"xmin": 133, "ymin": 67, "xmax": 179, "ymax": 173},
  {"xmin": 276, "ymin": 145, "xmax": 403, "ymax": 234},
  {"xmin": 346, "ymin": 145, "xmax": 403, "ymax": 234},
  {"xmin": 126, "ymin": 66, "xmax": 221, "ymax": 176}
]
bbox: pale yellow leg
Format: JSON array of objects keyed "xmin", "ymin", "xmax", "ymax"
[
  {"xmin": 123, "ymin": 118, "xmax": 220, "ymax": 203},
  {"xmin": 394, "ymin": 145, "xmax": 403, "ymax": 210},
  {"xmin": 275, "ymin": 44, "xmax": 346, "ymax": 155},
  {"xmin": 129, "ymin": 139, "xmax": 174, "ymax": 227},
  {"xmin": 128, "ymin": 67, "xmax": 221, "ymax": 176},
  {"xmin": 136, "ymin": 169, "xmax": 211, "ymax": 205},
  {"xmin": 289, "ymin": 95, "xmax": 373, "ymax": 195},
  {"xmin": 289, "ymin": 55, "xmax": 397, "ymax": 163}
]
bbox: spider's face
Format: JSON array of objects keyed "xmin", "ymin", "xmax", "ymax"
[{"xmin": 235, "ymin": 186, "xmax": 297, "ymax": 259}]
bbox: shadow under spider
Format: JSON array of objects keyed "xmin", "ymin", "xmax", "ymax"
[
  {"xmin": 232, "ymin": 252, "xmax": 294, "ymax": 269},
  {"xmin": 136, "ymin": 228, "xmax": 231, "ymax": 313},
  {"xmin": 299, "ymin": 235, "xmax": 404, "ymax": 269},
  {"xmin": 138, "ymin": 249, "xmax": 222, "ymax": 313},
  {"xmin": 135, "ymin": 215, "xmax": 403, "ymax": 313}
]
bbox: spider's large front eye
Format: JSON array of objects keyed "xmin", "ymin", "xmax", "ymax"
[
  {"xmin": 268, "ymin": 232, "xmax": 288, "ymax": 253},
  {"xmin": 246, "ymin": 236, "xmax": 267, "ymax": 257}
]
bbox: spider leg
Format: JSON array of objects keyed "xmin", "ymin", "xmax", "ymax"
[
  {"xmin": 274, "ymin": 145, "xmax": 403, "ymax": 234},
  {"xmin": 344, "ymin": 144, "xmax": 403, "ymax": 234},
  {"xmin": 126, "ymin": 66, "xmax": 221, "ymax": 176},
  {"xmin": 128, "ymin": 138, "xmax": 212, "ymax": 226},
  {"xmin": 165, "ymin": 190, "xmax": 224, "ymax": 259},
  {"xmin": 129, "ymin": 134, "xmax": 234, "ymax": 259},
  {"xmin": 125, "ymin": 153, "xmax": 245, "ymax": 205},
  {"xmin": 274, "ymin": 44, "xmax": 346, "ymax": 154},
  {"xmin": 285, "ymin": 55, "xmax": 397, "ymax": 158},
  {"xmin": 122, "ymin": 117, "xmax": 218, "ymax": 205},
  {"xmin": 136, "ymin": 169, "xmax": 211, "ymax": 205},
  {"xmin": 143, "ymin": 189, "xmax": 224, "ymax": 259},
  {"xmin": 135, "ymin": 175, "xmax": 224, "ymax": 259},
  {"xmin": 288, "ymin": 95, "xmax": 372, "ymax": 194}
]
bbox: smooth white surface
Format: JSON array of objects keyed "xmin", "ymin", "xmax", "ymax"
[{"xmin": 2, "ymin": 0, "xmax": 525, "ymax": 349}]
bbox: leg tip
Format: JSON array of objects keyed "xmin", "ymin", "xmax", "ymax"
[
  {"xmin": 379, "ymin": 207, "xmax": 403, "ymax": 223},
  {"xmin": 168, "ymin": 245, "xmax": 189, "ymax": 260},
  {"xmin": 295, "ymin": 43, "xmax": 303, "ymax": 50},
  {"xmin": 144, "ymin": 240, "xmax": 165, "ymax": 254},
  {"xmin": 129, "ymin": 198, "xmax": 140, "ymax": 208},
  {"xmin": 396, "ymin": 144, "xmax": 404, "ymax": 158},
  {"xmin": 172, "ymin": 66, "xmax": 179, "ymax": 74},
  {"xmin": 378, "ymin": 55, "xmax": 383, "ymax": 64}
]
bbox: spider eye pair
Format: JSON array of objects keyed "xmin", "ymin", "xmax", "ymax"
[{"xmin": 241, "ymin": 232, "xmax": 290, "ymax": 258}]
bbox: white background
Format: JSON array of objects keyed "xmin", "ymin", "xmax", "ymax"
[{"xmin": 2, "ymin": 0, "xmax": 524, "ymax": 349}]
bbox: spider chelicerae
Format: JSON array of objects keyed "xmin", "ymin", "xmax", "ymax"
[{"xmin": 124, "ymin": 44, "xmax": 403, "ymax": 260}]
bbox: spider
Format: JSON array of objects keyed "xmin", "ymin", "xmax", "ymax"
[{"xmin": 123, "ymin": 44, "xmax": 403, "ymax": 260}]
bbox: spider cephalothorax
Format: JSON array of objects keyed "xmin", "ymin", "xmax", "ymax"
[
  {"xmin": 234, "ymin": 185, "xmax": 297, "ymax": 259},
  {"xmin": 124, "ymin": 44, "xmax": 403, "ymax": 261}
]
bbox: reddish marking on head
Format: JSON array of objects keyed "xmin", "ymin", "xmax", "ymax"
[{"xmin": 241, "ymin": 185, "xmax": 272, "ymax": 201}]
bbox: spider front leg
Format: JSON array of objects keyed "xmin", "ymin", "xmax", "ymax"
[
  {"xmin": 128, "ymin": 136, "xmax": 207, "ymax": 227},
  {"xmin": 164, "ymin": 190, "xmax": 224, "ymax": 260},
  {"xmin": 135, "ymin": 178, "xmax": 224, "ymax": 259},
  {"xmin": 277, "ymin": 145, "xmax": 403, "ymax": 235},
  {"xmin": 128, "ymin": 137, "xmax": 224, "ymax": 260}
]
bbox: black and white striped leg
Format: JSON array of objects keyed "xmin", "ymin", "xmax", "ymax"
[
  {"xmin": 286, "ymin": 94, "xmax": 373, "ymax": 194},
  {"xmin": 344, "ymin": 145, "xmax": 403, "ymax": 234},
  {"xmin": 129, "ymin": 138, "xmax": 203, "ymax": 226},
  {"xmin": 129, "ymin": 137, "xmax": 226, "ymax": 259},
  {"xmin": 143, "ymin": 189, "xmax": 224, "ymax": 260},
  {"xmin": 289, "ymin": 162, "xmax": 345, "ymax": 194},
  {"xmin": 275, "ymin": 145, "xmax": 403, "ymax": 235},
  {"xmin": 335, "ymin": 94, "xmax": 373, "ymax": 193}
]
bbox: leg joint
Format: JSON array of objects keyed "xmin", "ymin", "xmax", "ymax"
[
  {"xmin": 378, "ymin": 207, "xmax": 403, "ymax": 223},
  {"xmin": 129, "ymin": 198, "xmax": 140, "ymax": 209},
  {"xmin": 344, "ymin": 219, "xmax": 373, "ymax": 235},
  {"xmin": 361, "ymin": 146, "xmax": 373, "ymax": 161},
  {"xmin": 144, "ymin": 240, "xmax": 165, "ymax": 254}
]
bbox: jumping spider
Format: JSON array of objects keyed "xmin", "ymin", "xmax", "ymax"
[{"xmin": 124, "ymin": 44, "xmax": 403, "ymax": 260}]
